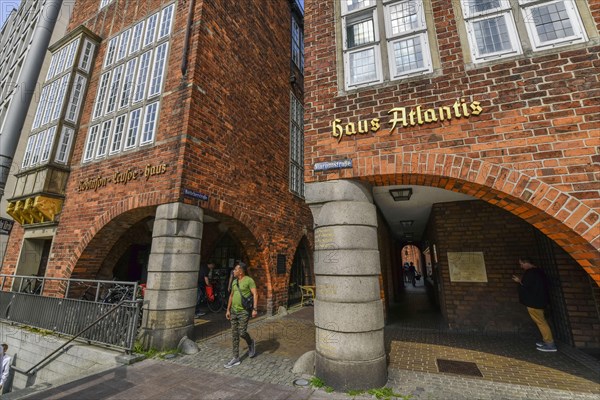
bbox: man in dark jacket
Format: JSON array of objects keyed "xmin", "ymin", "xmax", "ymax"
[{"xmin": 512, "ymin": 258, "xmax": 556, "ymax": 352}]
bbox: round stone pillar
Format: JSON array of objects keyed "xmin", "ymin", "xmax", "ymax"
[
  {"xmin": 305, "ymin": 180, "xmax": 387, "ymax": 390},
  {"xmin": 140, "ymin": 202, "xmax": 203, "ymax": 350}
]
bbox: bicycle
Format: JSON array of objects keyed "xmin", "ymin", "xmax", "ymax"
[
  {"xmin": 206, "ymin": 281, "xmax": 228, "ymax": 313},
  {"xmin": 20, "ymin": 276, "xmax": 43, "ymax": 295}
]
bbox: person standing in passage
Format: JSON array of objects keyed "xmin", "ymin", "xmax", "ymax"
[
  {"xmin": 224, "ymin": 261, "xmax": 258, "ymax": 368},
  {"xmin": 512, "ymin": 257, "xmax": 556, "ymax": 352},
  {"xmin": 408, "ymin": 262, "xmax": 417, "ymax": 287},
  {"xmin": 0, "ymin": 343, "xmax": 11, "ymax": 394}
]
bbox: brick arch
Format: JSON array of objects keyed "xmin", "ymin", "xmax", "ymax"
[
  {"xmin": 48, "ymin": 192, "xmax": 172, "ymax": 280},
  {"xmin": 359, "ymin": 153, "xmax": 599, "ymax": 284}
]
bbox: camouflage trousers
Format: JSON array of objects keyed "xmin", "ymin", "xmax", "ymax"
[{"xmin": 231, "ymin": 309, "xmax": 252, "ymax": 358}]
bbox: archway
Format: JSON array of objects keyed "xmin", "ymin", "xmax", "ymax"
[{"xmin": 287, "ymin": 237, "xmax": 312, "ymax": 307}]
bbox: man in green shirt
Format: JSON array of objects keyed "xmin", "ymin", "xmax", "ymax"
[{"xmin": 224, "ymin": 261, "xmax": 258, "ymax": 368}]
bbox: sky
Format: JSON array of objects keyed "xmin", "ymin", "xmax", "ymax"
[{"xmin": 1, "ymin": 0, "xmax": 22, "ymax": 30}]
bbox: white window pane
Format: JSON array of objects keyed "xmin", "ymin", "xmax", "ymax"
[
  {"xmin": 56, "ymin": 127, "xmax": 74, "ymax": 164},
  {"xmin": 130, "ymin": 21, "xmax": 144, "ymax": 55},
  {"xmin": 55, "ymin": 47, "xmax": 67, "ymax": 78},
  {"xmin": 531, "ymin": 1, "xmax": 574, "ymax": 42},
  {"xmin": 32, "ymin": 85, "xmax": 49, "ymax": 129},
  {"xmin": 141, "ymin": 102, "xmax": 159, "ymax": 144},
  {"xmin": 104, "ymin": 37, "xmax": 118, "ymax": 68},
  {"xmin": 79, "ymin": 39, "xmax": 95, "ymax": 72},
  {"xmin": 388, "ymin": 1, "xmax": 421, "ymax": 35},
  {"xmin": 96, "ymin": 120, "xmax": 112, "ymax": 157},
  {"xmin": 347, "ymin": 16, "xmax": 375, "ymax": 48},
  {"xmin": 22, "ymin": 135, "xmax": 35, "ymax": 167},
  {"xmin": 93, "ymin": 72, "xmax": 111, "ymax": 119},
  {"xmin": 31, "ymin": 131, "xmax": 45, "ymax": 165},
  {"xmin": 46, "ymin": 52, "xmax": 58, "ymax": 80},
  {"xmin": 344, "ymin": 0, "xmax": 376, "ymax": 13},
  {"xmin": 66, "ymin": 74, "xmax": 87, "ymax": 123},
  {"xmin": 42, "ymin": 80, "xmax": 58, "ymax": 126},
  {"xmin": 110, "ymin": 114, "xmax": 127, "ymax": 154},
  {"xmin": 158, "ymin": 4, "xmax": 174, "ymax": 39},
  {"xmin": 116, "ymin": 29, "xmax": 130, "ymax": 62},
  {"xmin": 349, "ymin": 47, "xmax": 377, "ymax": 84},
  {"xmin": 134, "ymin": 51, "xmax": 151, "ymax": 102},
  {"xmin": 106, "ymin": 64, "xmax": 123, "ymax": 114},
  {"xmin": 84, "ymin": 125, "xmax": 99, "ymax": 161},
  {"xmin": 65, "ymin": 39, "xmax": 80, "ymax": 70},
  {"xmin": 390, "ymin": 34, "xmax": 431, "ymax": 76},
  {"xmin": 144, "ymin": 13, "xmax": 158, "ymax": 47},
  {"xmin": 473, "ymin": 16, "xmax": 513, "ymax": 55},
  {"xmin": 125, "ymin": 108, "xmax": 142, "ymax": 149},
  {"xmin": 51, "ymin": 74, "xmax": 70, "ymax": 122},
  {"xmin": 41, "ymin": 126, "xmax": 56, "ymax": 162},
  {"xmin": 120, "ymin": 59, "xmax": 137, "ymax": 109},
  {"xmin": 148, "ymin": 43, "xmax": 168, "ymax": 97},
  {"xmin": 468, "ymin": 0, "xmax": 502, "ymax": 14}
]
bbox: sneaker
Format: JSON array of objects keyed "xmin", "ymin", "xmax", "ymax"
[
  {"xmin": 537, "ymin": 343, "xmax": 557, "ymax": 352},
  {"xmin": 224, "ymin": 358, "xmax": 241, "ymax": 369},
  {"xmin": 248, "ymin": 339, "xmax": 256, "ymax": 358},
  {"xmin": 536, "ymin": 341, "xmax": 544, "ymax": 348}
]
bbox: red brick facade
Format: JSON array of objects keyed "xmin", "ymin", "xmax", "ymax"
[
  {"xmin": 2, "ymin": 0, "xmax": 313, "ymax": 312},
  {"xmin": 304, "ymin": 0, "xmax": 599, "ymax": 282}
]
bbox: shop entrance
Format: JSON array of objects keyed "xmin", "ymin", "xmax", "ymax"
[{"xmin": 287, "ymin": 239, "xmax": 311, "ymax": 307}]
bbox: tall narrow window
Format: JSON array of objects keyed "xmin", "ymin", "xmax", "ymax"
[
  {"xmin": 140, "ymin": 102, "xmax": 159, "ymax": 145},
  {"xmin": 124, "ymin": 108, "xmax": 142, "ymax": 149},
  {"xmin": 144, "ymin": 13, "xmax": 158, "ymax": 47},
  {"xmin": 106, "ymin": 64, "xmax": 123, "ymax": 114},
  {"xmin": 79, "ymin": 39, "xmax": 95, "ymax": 72},
  {"xmin": 116, "ymin": 29, "xmax": 130, "ymax": 62},
  {"xmin": 96, "ymin": 119, "xmax": 112, "ymax": 157},
  {"xmin": 158, "ymin": 4, "xmax": 174, "ymax": 39},
  {"xmin": 41, "ymin": 80, "xmax": 58, "ymax": 126},
  {"xmin": 289, "ymin": 93, "xmax": 304, "ymax": 197},
  {"xmin": 93, "ymin": 72, "xmax": 111, "ymax": 120},
  {"xmin": 30, "ymin": 131, "xmax": 45, "ymax": 166},
  {"xmin": 119, "ymin": 59, "xmax": 137, "ymax": 109},
  {"xmin": 103, "ymin": 36, "xmax": 118, "ymax": 68},
  {"xmin": 32, "ymin": 85, "xmax": 49, "ymax": 129},
  {"xmin": 66, "ymin": 74, "xmax": 87, "ymax": 123},
  {"xmin": 291, "ymin": 16, "xmax": 304, "ymax": 72},
  {"xmin": 22, "ymin": 135, "xmax": 35, "ymax": 168},
  {"xmin": 148, "ymin": 43, "xmax": 168, "ymax": 97},
  {"xmin": 64, "ymin": 38, "xmax": 80, "ymax": 70},
  {"xmin": 110, "ymin": 114, "xmax": 127, "ymax": 154},
  {"xmin": 51, "ymin": 74, "xmax": 69, "ymax": 122},
  {"xmin": 133, "ymin": 51, "xmax": 151, "ymax": 102},
  {"xmin": 55, "ymin": 127, "xmax": 74, "ymax": 164},
  {"xmin": 40, "ymin": 126, "xmax": 57, "ymax": 162},
  {"xmin": 129, "ymin": 21, "xmax": 144, "ymax": 55},
  {"xmin": 83, "ymin": 125, "xmax": 100, "ymax": 161}
]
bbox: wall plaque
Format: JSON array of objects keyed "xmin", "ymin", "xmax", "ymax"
[{"xmin": 447, "ymin": 251, "xmax": 487, "ymax": 282}]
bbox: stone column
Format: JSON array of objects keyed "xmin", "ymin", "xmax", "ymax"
[
  {"xmin": 305, "ymin": 180, "xmax": 386, "ymax": 390},
  {"xmin": 141, "ymin": 202, "xmax": 203, "ymax": 350}
]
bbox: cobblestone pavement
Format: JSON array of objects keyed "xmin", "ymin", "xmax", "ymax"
[{"xmin": 20, "ymin": 294, "xmax": 600, "ymax": 399}]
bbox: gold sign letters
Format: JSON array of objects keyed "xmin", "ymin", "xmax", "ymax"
[
  {"xmin": 77, "ymin": 163, "xmax": 168, "ymax": 192},
  {"xmin": 332, "ymin": 98, "xmax": 482, "ymax": 142}
]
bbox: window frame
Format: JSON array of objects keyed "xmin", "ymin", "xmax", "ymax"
[
  {"xmin": 289, "ymin": 92, "xmax": 304, "ymax": 198},
  {"xmin": 340, "ymin": 0, "xmax": 435, "ymax": 90}
]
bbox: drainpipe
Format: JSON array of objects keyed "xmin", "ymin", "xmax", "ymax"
[
  {"xmin": 181, "ymin": 0, "xmax": 196, "ymax": 76},
  {"xmin": 0, "ymin": 0, "xmax": 63, "ymax": 201}
]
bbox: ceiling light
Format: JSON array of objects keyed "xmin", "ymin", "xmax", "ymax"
[
  {"xmin": 389, "ymin": 188, "xmax": 413, "ymax": 201},
  {"xmin": 399, "ymin": 220, "xmax": 414, "ymax": 228}
]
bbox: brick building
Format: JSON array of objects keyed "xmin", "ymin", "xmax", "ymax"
[
  {"xmin": 1, "ymin": 0, "xmax": 312, "ymax": 349},
  {"xmin": 303, "ymin": 0, "xmax": 599, "ymax": 390}
]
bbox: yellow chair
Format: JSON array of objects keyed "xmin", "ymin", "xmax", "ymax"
[{"xmin": 299, "ymin": 285, "xmax": 315, "ymax": 307}]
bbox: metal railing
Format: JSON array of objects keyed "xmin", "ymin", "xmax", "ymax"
[{"xmin": 0, "ymin": 275, "xmax": 142, "ymax": 352}]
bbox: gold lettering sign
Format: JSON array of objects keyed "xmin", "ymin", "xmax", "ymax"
[
  {"xmin": 332, "ymin": 98, "xmax": 482, "ymax": 142},
  {"xmin": 77, "ymin": 163, "xmax": 168, "ymax": 192}
]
